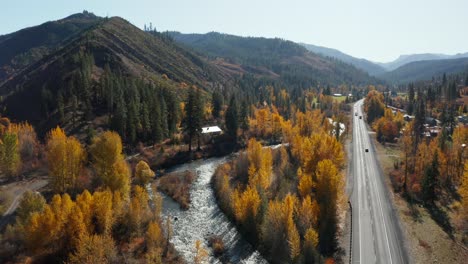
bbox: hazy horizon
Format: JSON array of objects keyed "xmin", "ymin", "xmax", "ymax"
[{"xmin": 1, "ymin": 0, "xmax": 467, "ymax": 63}]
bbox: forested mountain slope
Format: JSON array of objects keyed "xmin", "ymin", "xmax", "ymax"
[
  {"xmin": 169, "ymin": 32, "xmax": 380, "ymax": 87},
  {"xmin": 301, "ymin": 43, "xmax": 386, "ymax": 76},
  {"xmin": 0, "ymin": 11, "xmax": 102, "ymax": 83}
]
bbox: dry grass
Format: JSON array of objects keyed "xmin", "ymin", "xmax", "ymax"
[
  {"xmin": 157, "ymin": 170, "xmax": 195, "ymax": 210},
  {"xmin": 372, "ymin": 135, "xmax": 468, "ymax": 263}
]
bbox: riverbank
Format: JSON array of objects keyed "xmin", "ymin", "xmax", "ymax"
[
  {"xmin": 157, "ymin": 170, "xmax": 195, "ymax": 210},
  {"xmin": 158, "ymin": 155, "xmax": 268, "ymax": 264}
]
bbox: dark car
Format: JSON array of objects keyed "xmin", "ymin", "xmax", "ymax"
[
  {"xmin": 365, "ymin": 148, "xmax": 369, "ymax": 152},
  {"xmin": 359, "ymin": 116, "xmax": 362, "ymax": 119}
]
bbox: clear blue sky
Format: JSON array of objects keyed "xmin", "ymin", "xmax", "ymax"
[{"xmin": 1, "ymin": 0, "xmax": 467, "ymax": 62}]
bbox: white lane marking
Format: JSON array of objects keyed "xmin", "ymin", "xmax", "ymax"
[
  {"xmin": 356, "ymin": 106, "xmax": 362, "ymax": 264},
  {"xmin": 368, "ymin": 149, "xmax": 393, "ymax": 264},
  {"xmin": 359, "ymin": 103, "xmax": 393, "ymax": 264}
]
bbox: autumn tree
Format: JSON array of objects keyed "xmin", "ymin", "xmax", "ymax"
[
  {"xmin": 0, "ymin": 131, "xmax": 21, "ymax": 179},
  {"xmin": 46, "ymin": 127, "xmax": 85, "ymax": 193},
  {"xmin": 68, "ymin": 234, "xmax": 117, "ymax": 264},
  {"xmin": 303, "ymin": 228, "xmax": 321, "ymax": 263},
  {"xmin": 315, "ymin": 159, "xmax": 343, "ymax": 254},
  {"xmin": 364, "ymin": 89, "xmax": 385, "ymax": 124},
  {"xmin": 16, "ymin": 190, "xmax": 46, "ymax": 224},
  {"xmin": 10, "ymin": 123, "xmax": 38, "ymax": 167},
  {"xmin": 90, "ymin": 131, "xmax": 130, "ymax": 196},
  {"xmin": 247, "ymin": 138, "xmax": 272, "ymax": 190},
  {"xmin": 261, "ymin": 194, "xmax": 300, "ymax": 262},
  {"xmin": 232, "ymin": 185, "xmax": 261, "ymax": 235},
  {"xmin": 135, "ymin": 160, "xmax": 155, "ymax": 185},
  {"xmin": 460, "ymin": 163, "xmax": 468, "ymax": 222},
  {"xmin": 145, "ymin": 220, "xmax": 163, "ymax": 263}
]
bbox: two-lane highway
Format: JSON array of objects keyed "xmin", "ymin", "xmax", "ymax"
[{"xmin": 350, "ymin": 99, "xmax": 408, "ymax": 263}]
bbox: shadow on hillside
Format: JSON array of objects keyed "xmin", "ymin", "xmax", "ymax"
[{"xmin": 426, "ymin": 205, "xmax": 454, "ymax": 239}]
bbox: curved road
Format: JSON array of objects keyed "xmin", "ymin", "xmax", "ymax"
[{"xmin": 350, "ymin": 99, "xmax": 408, "ymax": 264}]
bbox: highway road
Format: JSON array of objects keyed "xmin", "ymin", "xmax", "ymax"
[{"xmin": 350, "ymin": 99, "xmax": 408, "ymax": 264}]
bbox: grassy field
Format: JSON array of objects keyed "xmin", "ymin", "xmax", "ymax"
[{"xmin": 333, "ymin": 95, "xmax": 347, "ymax": 102}]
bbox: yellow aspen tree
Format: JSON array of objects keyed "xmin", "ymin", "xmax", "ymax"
[
  {"xmin": 315, "ymin": 159, "xmax": 343, "ymax": 252},
  {"xmin": 232, "ymin": 185, "xmax": 261, "ymax": 223},
  {"xmin": 129, "ymin": 185, "xmax": 150, "ymax": 235},
  {"xmin": 298, "ymin": 168, "xmax": 314, "ymax": 198},
  {"xmin": 296, "ymin": 195, "xmax": 320, "ymax": 234},
  {"xmin": 146, "ymin": 220, "xmax": 163, "ymax": 249},
  {"xmin": 287, "ymin": 217, "xmax": 300, "ymax": 261},
  {"xmin": 304, "ymin": 227, "xmax": 319, "ymax": 248},
  {"xmin": 68, "ymin": 234, "xmax": 117, "ymax": 264},
  {"xmin": 135, "ymin": 160, "xmax": 155, "ymax": 185},
  {"xmin": 92, "ymin": 190, "xmax": 114, "ymax": 235},
  {"xmin": 90, "ymin": 131, "xmax": 130, "ymax": 196},
  {"xmin": 66, "ymin": 206, "xmax": 87, "ymax": 251},
  {"xmin": 46, "ymin": 127, "xmax": 85, "ymax": 193},
  {"xmin": 76, "ymin": 190, "xmax": 94, "ymax": 233},
  {"xmin": 247, "ymin": 138, "xmax": 272, "ymax": 190}
]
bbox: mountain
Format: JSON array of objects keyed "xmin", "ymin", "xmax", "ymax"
[
  {"xmin": 379, "ymin": 57, "xmax": 468, "ymax": 84},
  {"xmin": 169, "ymin": 32, "xmax": 379, "ymax": 87},
  {"xmin": 300, "ymin": 43, "xmax": 386, "ymax": 76},
  {"xmin": 0, "ymin": 11, "xmax": 102, "ymax": 83},
  {"xmin": 0, "ymin": 14, "xmax": 226, "ymax": 133},
  {"xmin": 0, "ymin": 13, "xmax": 380, "ymax": 137},
  {"xmin": 379, "ymin": 53, "xmax": 468, "ymax": 71}
]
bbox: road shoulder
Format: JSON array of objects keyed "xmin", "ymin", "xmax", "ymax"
[{"xmin": 371, "ymin": 135, "xmax": 468, "ymax": 263}]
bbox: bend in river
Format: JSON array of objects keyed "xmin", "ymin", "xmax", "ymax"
[{"xmin": 160, "ymin": 156, "xmax": 268, "ymax": 264}]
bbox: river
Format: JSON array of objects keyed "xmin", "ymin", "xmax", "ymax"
[{"xmin": 160, "ymin": 155, "xmax": 269, "ymax": 264}]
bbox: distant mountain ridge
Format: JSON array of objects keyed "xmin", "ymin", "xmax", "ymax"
[
  {"xmin": 300, "ymin": 43, "xmax": 386, "ymax": 76},
  {"xmin": 379, "ymin": 57, "xmax": 468, "ymax": 84},
  {"xmin": 378, "ymin": 52, "xmax": 468, "ymax": 71},
  {"xmin": 169, "ymin": 31, "xmax": 379, "ymax": 87},
  {"xmin": 300, "ymin": 42, "xmax": 468, "ymax": 83}
]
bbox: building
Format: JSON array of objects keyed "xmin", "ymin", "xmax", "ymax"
[{"xmin": 201, "ymin": 126, "xmax": 223, "ymax": 144}]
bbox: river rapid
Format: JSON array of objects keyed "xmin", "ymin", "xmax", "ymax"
[{"xmin": 160, "ymin": 155, "xmax": 268, "ymax": 264}]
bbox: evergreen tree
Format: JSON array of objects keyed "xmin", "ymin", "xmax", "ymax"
[
  {"xmin": 151, "ymin": 96, "xmax": 162, "ymax": 143},
  {"xmin": 212, "ymin": 90, "xmax": 223, "ymax": 119},
  {"xmin": 225, "ymin": 96, "xmax": 239, "ymax": 141},
  {"xmin": 71, "ymin": 95, "xmax": 79, "ymax": 128},
  {"xmin": 194, "ymin": 88, "xmax": 204, "ymax": 150},
  {"xmin": 57, "ymin": 92, "xmax": 65, "ymax": 122},
  {"xmin": 183, "ymin": 86, "xmax": 203, "ymax": 152},
  {"xmin": 323, "ymin": 86, "xmax": 331, "ymax": 96},
  {"xmin": 422, "ymin": 152, "xmax": 439, "ymax": 204},
  {"xmin": 407, "ymin": 83, "xmax": 415, "ymax": 115},
  {"xmin": 413, "ymin": 91, "xmax": 425, "ymax": 147},
  {"xmin": 239, "ymin": 100, "xmax": 250, "ymax": 131},
  {"xmin": 160, "ymin": 95, "xmax": 169, "ymax": 138}
]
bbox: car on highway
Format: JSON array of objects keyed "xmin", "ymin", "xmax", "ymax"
[
  {"xmin": 365, "ymin": 148, "xmax": 369, "ymax": 152},
  {"xmin": 359, "ymin": 116, "xmax": 362, "ymax": 119}
]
